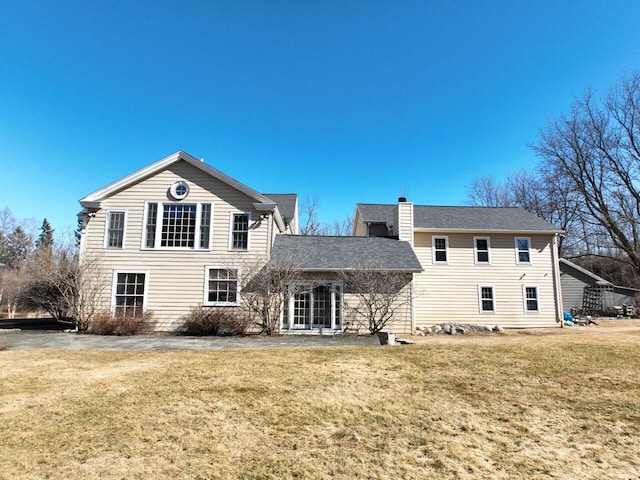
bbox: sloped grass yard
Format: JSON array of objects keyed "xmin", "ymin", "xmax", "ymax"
[{"xmin": 1, "ymin": 323, "xmax": 639, "ymax": 479}]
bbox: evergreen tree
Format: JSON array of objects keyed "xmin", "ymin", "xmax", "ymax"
[
  {"xmin": 36, "ymin": 218, "xmax": 55, "ymax": 252},
  {"xmin": 1, "ymin": 226, "xmax": 32, "ymax": 269}
]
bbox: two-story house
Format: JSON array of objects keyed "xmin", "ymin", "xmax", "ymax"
[
  {"xmin": 353, "ymin": 199, "xmax": 565, "ymax": 329},
  {"xmin": 79, "ymin": 151, "xmax": 564, "ymax": 333},
  {"xmin": 78, "ymin": 151, "xmax": 422, "ymax": 332}
]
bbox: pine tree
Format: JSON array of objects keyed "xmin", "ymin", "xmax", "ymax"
[
  {"xmin": 36, "ymin": 218, "xmax": 55, "ymax": 252},
  {"xmin": 1, "ymin": 226, "xmax": 32, "ymax": 269}
]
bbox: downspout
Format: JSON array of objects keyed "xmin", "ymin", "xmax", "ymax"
[
  {"xmin": 551, "ymin": 233, "xmax": 564, "ymax": 328},
  {"xmin": 410, "ymin": 275, "xmax": 416, "ymax": 335}
]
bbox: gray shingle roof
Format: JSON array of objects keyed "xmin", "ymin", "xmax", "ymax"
[
  {"xmin": 264, "ymin": 194, "xmax": 297, "ymax": 227},
  {"xmin": 271, "ymin": 235, "xmax": 423, "ymax": 272},
  {"xmin": 357, "ymin": 204, "xmax": 562, "ymax": 233}
]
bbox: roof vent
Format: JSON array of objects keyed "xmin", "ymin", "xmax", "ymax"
[{"xmin": 398, "ymin": 197, "xmax": 407, "ymax": 203}]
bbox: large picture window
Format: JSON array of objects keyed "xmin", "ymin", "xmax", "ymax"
[
  {"xmin": 144, "ymin": 202, "xmax": 211, "ymax": 249},
  {"xmin": 205, "ymin": 268, "xmax": 238, "ymax": 305},
  {"xmin": 113, "ymin": 272, "xmax": 147, "ymax": 318}
]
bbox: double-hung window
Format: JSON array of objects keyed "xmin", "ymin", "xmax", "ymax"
[
  {"xmin": 144, "ymin": 202, "xmax": 212, "ymax": 249},
  {"xmin": 106, "ymin": 211, "xmax": 126, "ymax": 248},
  {"xmin": 230, "ymin": 213, "xmax": 250, "ymax": 251},
  {"xmin": 433, "ymin": 236, "xmax": 449, "ymax": 264},
  {"xmin": 204, "ymin": 267, "xmax": 239, "ymax": 305},
  {"xmin": 478, "ymin": 286, "xmax": 495, "ymax": 313},
  {"xmin": 515, "ymin": 237, "xmax": 531, "ymax": 264},
  {"xmin": 113, "ymin": 271, "xmax": 147, "ymax": 318},
  {"xmin": 474, "ymin": 237, "xmax": 491, "ymax": 264},
  {"xmin": 524, "ymin": 286, "xmax": 539, "ymax": 312}
]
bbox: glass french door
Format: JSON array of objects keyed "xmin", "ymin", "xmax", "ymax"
[{"xmin": 284, "ymin": 283, "xmax": 342, "ymax": 330}]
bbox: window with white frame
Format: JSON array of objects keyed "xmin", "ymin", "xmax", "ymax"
[
  {"xmin": 474, "ymin": 237, "xmax": 491, "ymax": 264},
  {"xmin": 524, "ymin": 286, "xmax": 539, "ymax": 312},
  {"xmin": 478, "ymin": 286, "xmax": 495, "ymax": 313},
  {"xmin": 204, "ymin": 268, "xmax": 238, "ymax": 305},
  {"xmin": 515, "ymin": 237, "xmax": 531, "ymax": 264},
  {"xmin": 433, "ymin": 236, "xmax": 449, "ymax": 263},
  {"xmin": 230, "ymin": 213, "xmax": 250, "ymax": 251},
  {"xmin": 113, "ymin": 272, "xmax": 146, "ymax": 318},
  {"xmin": 106, "ymin": 211, "xmax": 126, "ymax": 248},
  {"xmin": 144, "ymin": 202, "xmax": 212, "ymax": 249},
  {"xmin": 282, "ymin": 281, "xmax": 342, "ymax": 330}
]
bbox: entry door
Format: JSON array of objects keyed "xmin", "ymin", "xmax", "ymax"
[{"xmin": 312, "ymin": 285, "xmax": 332, "ymax": 328}]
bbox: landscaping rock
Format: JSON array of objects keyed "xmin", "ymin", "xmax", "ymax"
[{"xmin": 493, "ymin": 325, "xmax": 504, "ymax": 333}]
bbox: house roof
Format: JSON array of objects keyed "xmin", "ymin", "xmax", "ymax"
[
  {"xmin": 559, "ymin": 258, "xmax": 611, "ymax": 285},
  {"xmin": 80, "ymin": 150, "xmax": 276, "ymax": 209},
  {"xmin": 263, "ymin": 194, "xmax": 297, "ymax": 228},
  {"xmin": 79, "ymin": 151, "xmax": 287, "ymax": 231},
  {"xmin": 271, "ymin": 235, "xmax": 423, "ymax": 272},
  {"xmin": 356, "ymin": 203, "xmax": 563, "ymax": 233}
]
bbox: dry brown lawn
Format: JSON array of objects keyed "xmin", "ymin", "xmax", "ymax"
[{"xmin": 1, "ymin": 321, "xmax": 639, "ymax": 479}]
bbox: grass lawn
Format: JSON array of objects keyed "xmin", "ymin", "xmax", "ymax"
[{"xmin": 1, "ymin": 321, "xmax": 639, "ymax": 479}]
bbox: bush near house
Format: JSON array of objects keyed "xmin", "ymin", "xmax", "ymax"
[
  {"xmin": 85, "ymin": 311, "xmax": 156, "ymax": 335},
  {"xmin": 181, "ymin": 306, "xmax": 250, "ymax": 336}
]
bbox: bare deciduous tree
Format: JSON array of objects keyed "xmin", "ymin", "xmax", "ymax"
[
  {"xmin": 340, "ymin": 267, "xmax": 413, "ymax": 334},
  {"xmin": 240, "ymin": 255, "xmax": 304, "ymax": 335},
  {"xmin": 533, "ymin": 72, "xmax": 640, "ymax": 276}
]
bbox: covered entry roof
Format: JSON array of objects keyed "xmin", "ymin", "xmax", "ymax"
[{"xmin": 271, "ymin": 235, "xmax": 423, "ymax": 272}]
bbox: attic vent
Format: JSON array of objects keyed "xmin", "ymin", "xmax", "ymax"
[{"xmin": 170, "ymin": 181, "xmax": 189, "ymax": 200}]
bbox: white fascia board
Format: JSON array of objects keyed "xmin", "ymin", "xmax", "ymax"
[
  {"xmin": 288, "ymin": 267, "xmax": 424, "ymax": 273},
  {"xmin": 413, "ymin": 227, "xmax": 563, "ymax": 235},
  {"xmin": 79, "ymin": 150, "xmax": 275, "ymax": 208},
  {"xmin": 253, "ymin": 203, "xmax": 286, "ymax": 232}
]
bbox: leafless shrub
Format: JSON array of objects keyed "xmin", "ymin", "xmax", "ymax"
[
  {"xmin": 182, "ymin": 307, "xmax": 250, "ymax": 336},
  {"xmin": 241, "ymin": 255, "xmax": 304, "ymax": 335},
  {"xmin": 85, "ymin": 310, "xmax": 155, "ymax": 336},
  {"xmin": 341, "ymin": 267, "xmax": 413, "ymax": 334}
]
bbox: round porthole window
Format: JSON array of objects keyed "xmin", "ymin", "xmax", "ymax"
[{"xmin": 170, "ymin": 181, "xmax": 189, "ymax": 200}]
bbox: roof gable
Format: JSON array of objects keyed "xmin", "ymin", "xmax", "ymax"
[{"xmin": 80, "ymin": 151, "xmax": 275, "ymax": 209}]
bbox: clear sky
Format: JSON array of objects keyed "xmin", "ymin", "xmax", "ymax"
[{"xmin": 1, "ymin": 0, "xmax": 639, "ymax": 236}]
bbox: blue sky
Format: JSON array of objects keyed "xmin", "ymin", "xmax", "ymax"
[{"xmin": 1, "ymin": 0, "xmax": 639, "ymax": 237}]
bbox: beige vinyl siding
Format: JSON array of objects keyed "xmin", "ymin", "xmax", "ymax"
[
  {"xmin": 395, "ymin": 202, "xmax": 414, "ymax": 245},
  {"xmin": 82, "ymin": 161, "xmax": 274, "ymax": 331},
  {"xmin": 413, "ymin": 232, "xmax": 559, "ymax": 328},
  {"xmin": 352, "ymin": 210, "xmax": 367, "ymax": 236}
]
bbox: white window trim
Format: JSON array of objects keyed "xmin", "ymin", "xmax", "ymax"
[
  {"xmin": 228, "ymin": 211, "xmax": 252, "ymax": 252},
  {"xmin": 432, "ymin": 236, "xmax": 449, "ymax": 264},
  {"xmin": 478, "ymin": 285, "xmax": 496, "ymax": 314},
  {"xmin": 203, "ymin": 265, "xmax": 241, "ymax": 307},
  {"xmin": 281, "ymin": 280, "xmax": 343, "ymax": 331},
  {"xmin": 515, "ymin": 237, "xmax": 532, "ymax": 265},
  {"xmin": 104, "ymin": 210, "xmax": 127, "ymax": 249},
  {"xmin": 141, "ymin": 201, "xmax": 213, "ymax": 251},
  {"xmin": 523, "ymin": 285, "xmax": 540, "ymax": 313},
  {"xmin": 474, "ymin": 236, "xmax": 491, "ymax": 265},
  {"xmin": 110, "ymin": 269, "xmax": 150, "ymax": 316}
]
